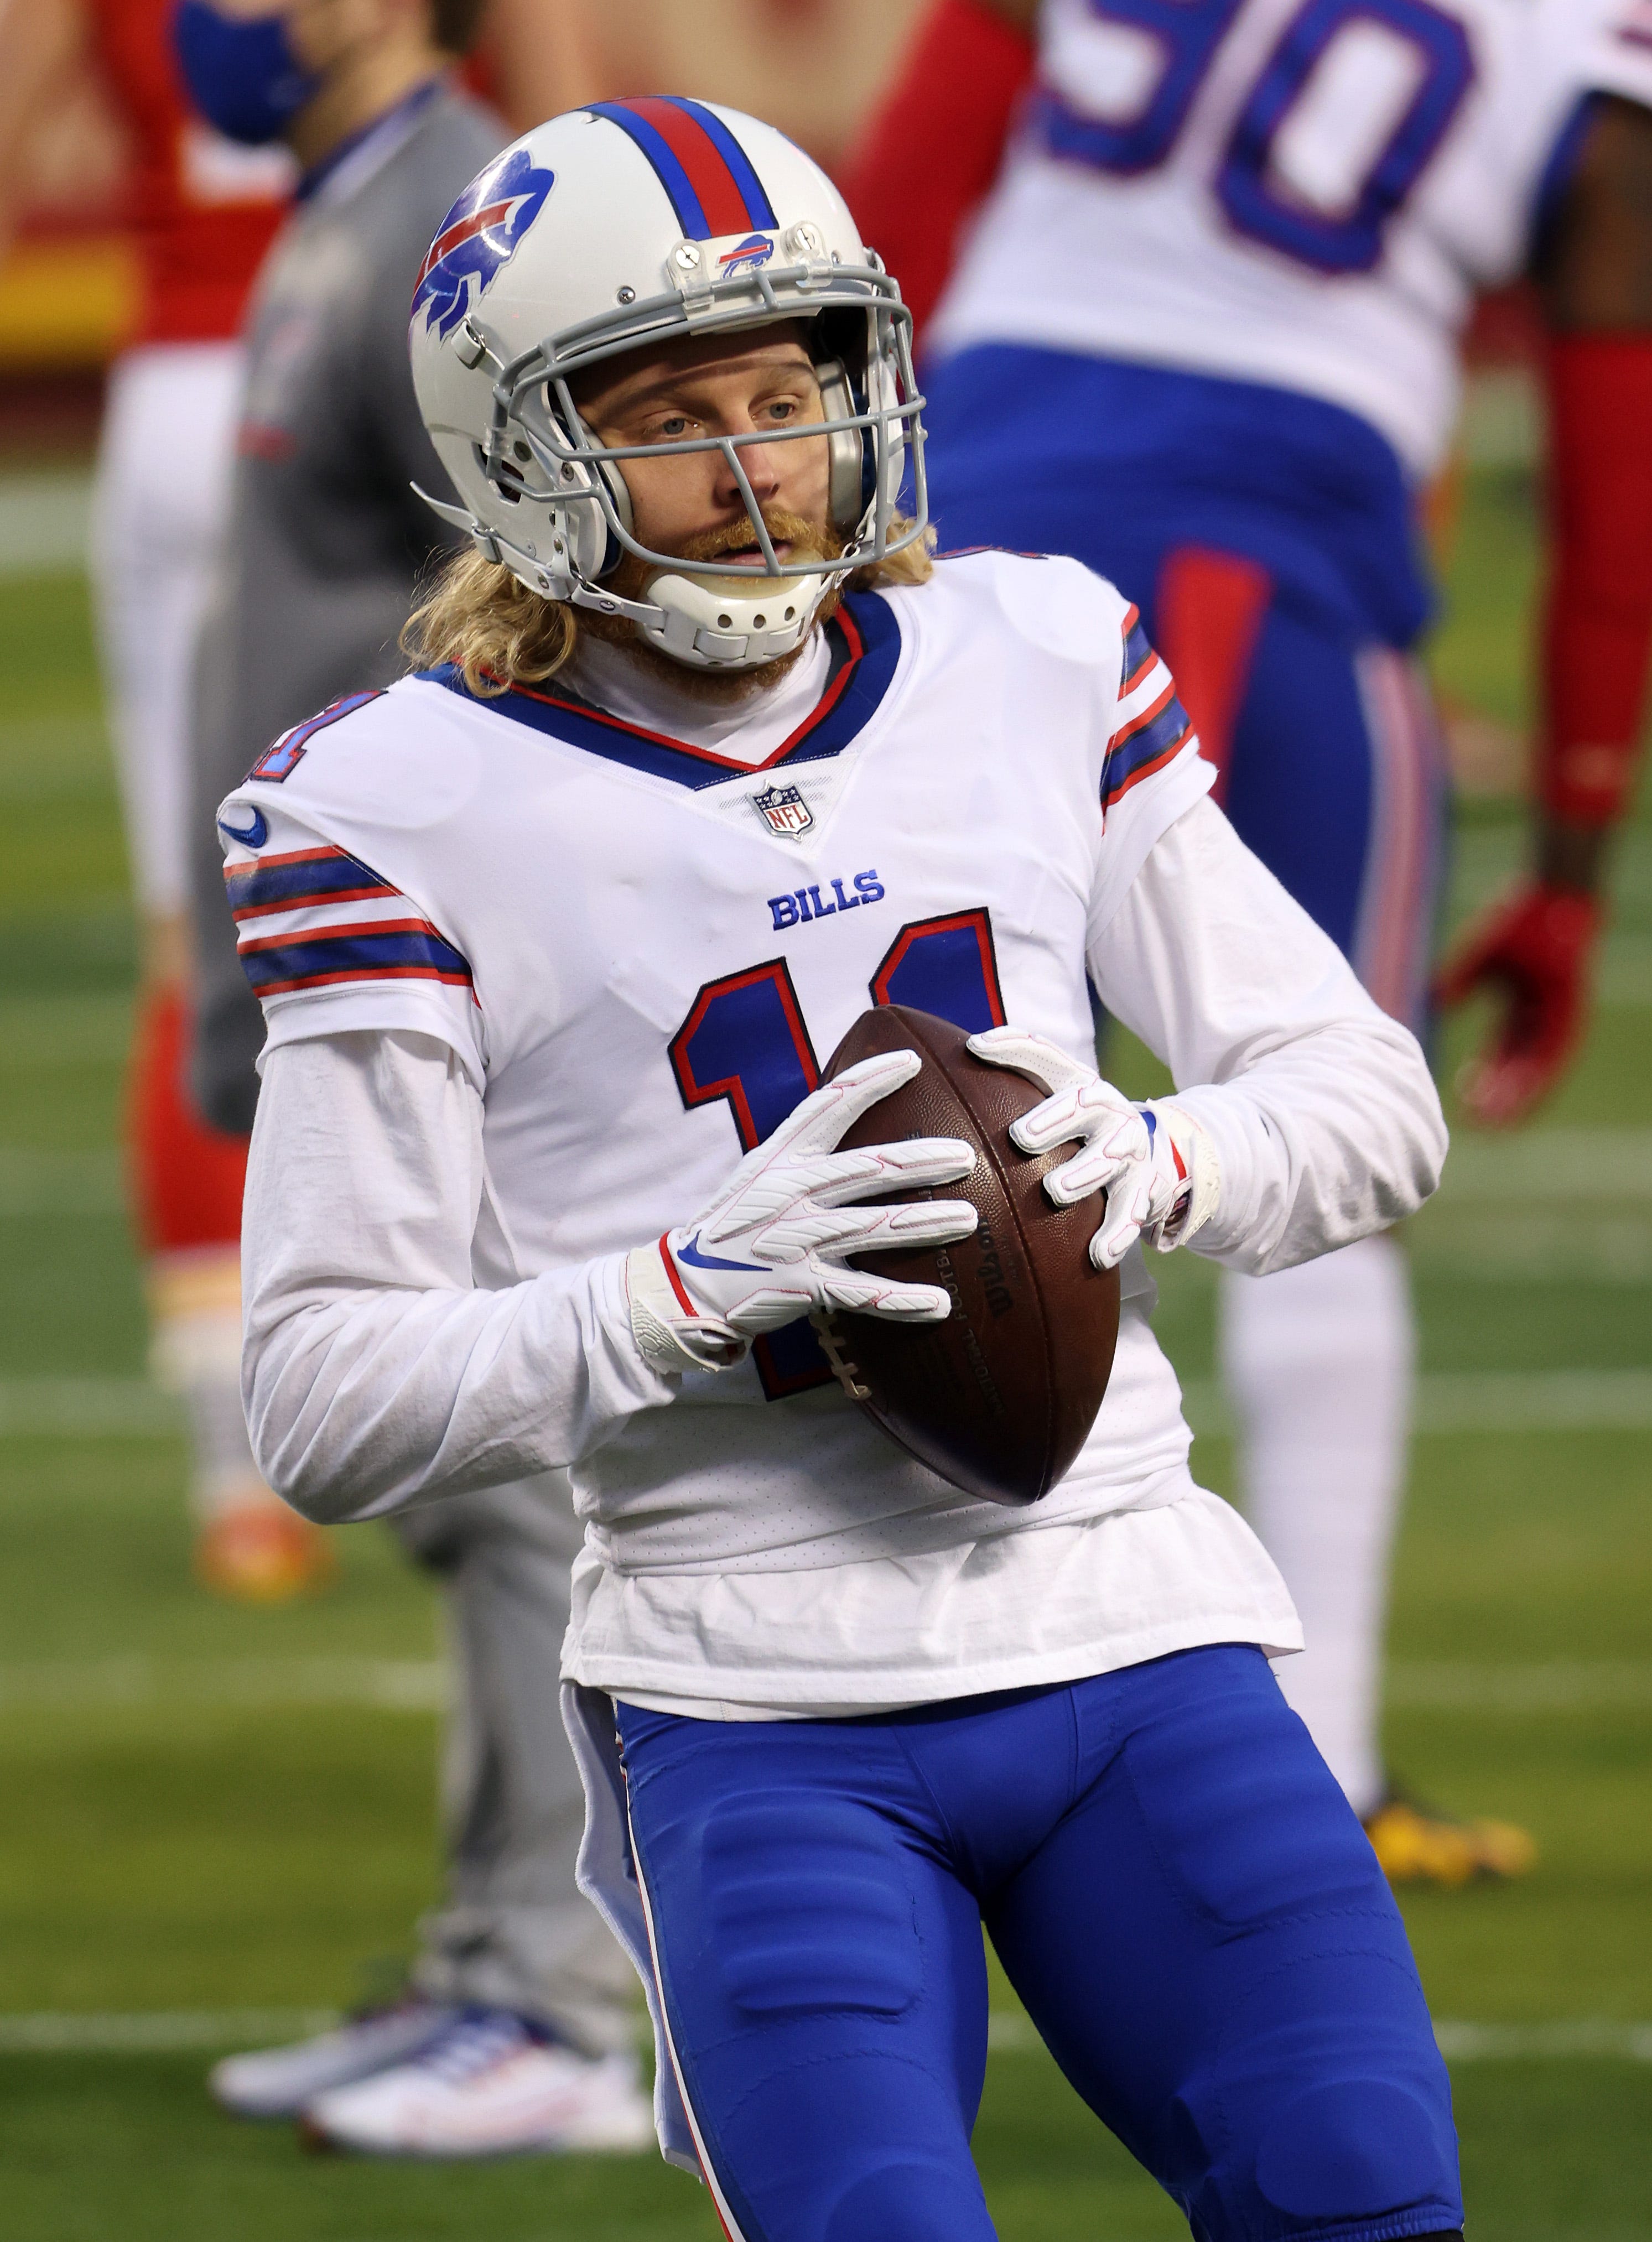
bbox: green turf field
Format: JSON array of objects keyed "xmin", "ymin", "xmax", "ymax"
[{"xmin": 1, "ymin": 464, "xmax": 1649, "ymax": 2240}]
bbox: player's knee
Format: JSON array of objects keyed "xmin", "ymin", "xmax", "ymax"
[
  {"xmin": 820, "ymin": 2157, "xmax": 994, "ymax": 2242},
  {"xmin": 1251, "ymin": 2079, "xmax": 1459, "ymax": 2228}
]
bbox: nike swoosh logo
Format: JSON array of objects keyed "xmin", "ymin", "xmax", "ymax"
[
  {"xmin": 219, "ymin": 808, "xmax": 269, "ymax": 849},
  {"xmin": 676, "ymin": 1233, "xmax": 764, "ymax": 1273}
]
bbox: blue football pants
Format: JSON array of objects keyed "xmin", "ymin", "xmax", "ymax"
[
  {"xmin": 918, "ymin": 346, "xmax": 1448, "ymax": 1039},
  {"xmin": 617, "ymin": 1646, "xmax": 1462, "ymax": 2242}
]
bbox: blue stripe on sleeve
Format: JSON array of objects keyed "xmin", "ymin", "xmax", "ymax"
[
  {"xmin": 1122, "ymin": 614, "xmax": 1155, "ymax": 686},
  {"xmin": 226, "ymin": 851, "xmax": 393, "ymax": 915},
  {"xmin": 1101, "ymin": 698, "xmax": 1193, "ymax": 806},
  {"xmin": 241, "ymin": 927, "xmax": 472, "ymax": 997}
]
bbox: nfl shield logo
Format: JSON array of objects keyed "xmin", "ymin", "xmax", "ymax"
[{"xmin": 751, "ymin": 783, "xmax": 813, "ymax": 839}]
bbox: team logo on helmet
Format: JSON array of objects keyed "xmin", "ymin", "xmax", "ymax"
[
  {"xmin": 413, "ymin": 149, "xmax": 555, "ymax": 340},
  {"xmin": 751, "ymin": 782, "xmax": 813, "ymax": 839},
  {"xmin": 718, "ymin": 232, "xmax": 775, "ymax": 276}
]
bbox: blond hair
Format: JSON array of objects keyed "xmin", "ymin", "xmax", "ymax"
[{"xmin": 401, "ymin": 522, "xmax": 935, "ymax": 697}]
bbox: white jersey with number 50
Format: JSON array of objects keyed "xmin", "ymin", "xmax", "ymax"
[{"xmin": 930, "ymin": 0, "xmax": 1652, "ymax": 475}]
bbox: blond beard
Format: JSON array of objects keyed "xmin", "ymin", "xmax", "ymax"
[{"xmin": 579, "ymin": 510, "xmax": 845, "ymax": 705}]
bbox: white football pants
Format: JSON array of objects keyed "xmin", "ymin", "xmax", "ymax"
[
  {"xmin": 1219, "ymin": 1232, "xmax": 1413, "ymax": 1819},
  {"xmin": 90, "ymin": 341, "xmax": 245, "ymax": 919},
  {"xmin": 392, "ymin": 1474, "xmax": 638, "ymax": 2053}
]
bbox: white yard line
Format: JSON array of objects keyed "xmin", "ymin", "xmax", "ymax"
[
  {"xmin": 0, "ymin": 1148, "xmax": 125, "ymax": 1215},
  {"xmin": 1407, "ymin": 1215, "xmax": 1652, "ymax": 1286},
  {"xmin": 0, "ymin": 2007, "xmax": 1645, "ymax": 2061},
  {"xmin": 0, "ymin": 993, "xmax": 132, "ymax": 1068},
  {"xmin": 1385, "ymin": 1662, "xmax": 1652, "ymax": 1712},
  {"xmin": 1433, "ymin": 2020, "xmax": 1652, "ymax": 2062},
  {"xmin": 0, "ymin": 1658, "xmax": 447, "ymax": 1712},
  {"xmin": 0, "ymin": 1379, "xmax": 180, "ymax": 1435},
  {"xmin": 1180, "ymin": 1369, "xmax": 1652, "ymax": 1435},
  {"xmin": 1428, "ymin": 1130, "xmax": 1652, "ymax": 1203},
  {"xmin": 0, "ymin": 471, "xmax": 92, "ymax": 578},
  {"xmin": 0, "ymin": 2009, "xmax": 339, "ymax": 2053},
  {"xmin": 990, "ymin": 2013, "xmax": 1647, "ymax": 2061}
]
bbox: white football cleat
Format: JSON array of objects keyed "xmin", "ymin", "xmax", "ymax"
[
  {"xmin": 210, "ymin": 2000, "xmax": 460, "ymax": 2119},
  {"xmin": 300, "ymin": 2007, "xmax": 654, "ymax": 2157}
]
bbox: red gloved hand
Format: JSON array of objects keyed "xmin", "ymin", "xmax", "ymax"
[{"xmin": 1433, "ymin": 883, "xmax": 1602, "ymax": 1126}]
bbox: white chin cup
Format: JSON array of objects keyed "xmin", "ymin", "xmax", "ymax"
[{"xmin": 631, "ymin": 567, "xmax": 832, "ymax": 670}]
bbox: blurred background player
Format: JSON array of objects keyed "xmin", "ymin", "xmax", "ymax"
[
  {"xmin": 176, "ymin": 0, "xmax": 646, "ymax": 2155},
  {"xmin": 0, "ymin": 0, "xmax": 327, "ymax": 1600},
  {"xmin": 841, "ymin": 0, "xmax": 1652, "ymax": 1881},
  {"xmin": 535, "ymin": 0, "xmax": 928, "ymax": 170}
]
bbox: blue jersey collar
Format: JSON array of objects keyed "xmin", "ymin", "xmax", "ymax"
[{"xmin": 420, "ymin": 595, "xmax": 901, "ymax": 792}]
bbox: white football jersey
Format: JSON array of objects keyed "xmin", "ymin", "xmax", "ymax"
[
  {"xmin": 929, "ymin": 0, "xmax": 1652, "ymax": 474},
  {"xmin": 220, "ymin": 553, "xmax": 1215, "ymax": 1575}
]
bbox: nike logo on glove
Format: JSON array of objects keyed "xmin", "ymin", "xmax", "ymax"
[
  {"xmin": 676, "ymin": 1232, "xmax": 764, "ymax": 1273},
  {"xmin": 219, "ymin": 808, "xmax": 269, "ymax": 849}
]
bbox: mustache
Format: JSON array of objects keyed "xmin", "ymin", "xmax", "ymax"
[{"xmin": 669, "ymin": 509, "xmax": 844, "ymax": 569}]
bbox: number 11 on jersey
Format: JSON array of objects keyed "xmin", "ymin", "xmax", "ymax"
[{"xmin": 668, "ymin": 909, "xmax": 1007, "ymax": 1397}]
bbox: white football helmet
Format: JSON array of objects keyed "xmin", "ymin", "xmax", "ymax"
[{"xmin": 408, "ymin": 98, "xmax": 926, "ymax": 672}]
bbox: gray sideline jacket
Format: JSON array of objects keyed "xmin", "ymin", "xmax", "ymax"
[{"xmin": 188, "ymin": 81, "xmax": 502, "ymax": 1133}]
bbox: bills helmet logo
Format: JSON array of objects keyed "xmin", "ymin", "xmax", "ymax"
[
  {"xmin": 413, "ymin": 150, "xmax": 555, "ymax": 339},
  {"xmin": 718, "ymin": 232, "xmax": 775, "ymax": 276},
  {"xmin": 751, "ymin": 782, "xmax": 813, "ymax": 839}
]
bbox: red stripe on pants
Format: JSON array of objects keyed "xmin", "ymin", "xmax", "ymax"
[{"xmin": 1154, "ymin": 546, "xmax": 1272, "ymax": 803}]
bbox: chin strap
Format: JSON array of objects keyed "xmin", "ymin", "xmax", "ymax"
[
  {"xmin": 413, "ymin": 478, "xmax": 669, "ymax": 634},
  {"xmin": 412, "ymin": 480, "xmax": 830, "ymax": 673}
]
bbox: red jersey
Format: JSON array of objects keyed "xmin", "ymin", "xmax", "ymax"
[{"xmin": 89, "ymin": 0, "xmax": 292, "ymax": 347}]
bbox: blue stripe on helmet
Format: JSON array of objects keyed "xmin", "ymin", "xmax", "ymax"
[
  {"xmin": 589, "ymin": 102, "xmax": 710, "ymax": 238},
  {"xmin": 658, "ymin": 98, "xmax": 778, "ymax": 230}
]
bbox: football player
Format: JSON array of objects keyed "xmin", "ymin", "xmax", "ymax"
[
  {"xmin": 0, "ymin": 0, "xmax": 319, "ymax": 1599},
  {"xmin": 839, "ymin": 0, "xmax": 1652, "ymax": 1882},
  {"xmin": 224, "ymin": 105, "xmax": 1464, "ymax": 2240},
  {"xmin": 175, "ymin": 0, "xmax": 647, "ymax": 2158}
]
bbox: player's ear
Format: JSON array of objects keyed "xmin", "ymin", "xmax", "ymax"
[{"xmin": 815, "ymin": 361, "xmax": 867, "ymax": 531}]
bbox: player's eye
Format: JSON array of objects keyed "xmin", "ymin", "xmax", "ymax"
[{"xmin": 657, "ymin": 414, "xmax": 692, "ymax": 438}]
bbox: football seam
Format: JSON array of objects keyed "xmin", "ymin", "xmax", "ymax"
[{"xmin": 909, "ymin": 1013, "xmax": 1061, "ymax": 1492}]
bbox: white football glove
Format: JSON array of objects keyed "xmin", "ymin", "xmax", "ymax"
[
  {"xmin": 967, "ymin": 1027, "xmax": 1219, "ymax": 1273},
  {"xmin": 626, "ymin": 1050, "xmax": 979, "ymax": 1372}
]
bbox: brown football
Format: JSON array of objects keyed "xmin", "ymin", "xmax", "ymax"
[{"xmin": 814, "ymin": 1005, "xmax": 1120, "ymax": 1506}]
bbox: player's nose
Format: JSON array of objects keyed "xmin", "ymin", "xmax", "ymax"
[{"xmin": 715, "ymin": 426, "xmax": 781, "ymax": 508}]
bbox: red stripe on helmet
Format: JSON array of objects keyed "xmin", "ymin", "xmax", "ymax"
[
  {"xmin": 620, "ymin": 96, "xmax": 755, "ymax": 237},
  {"xmin": 416, "ymin": 197, "xmax": 516, "ymax": 287}
]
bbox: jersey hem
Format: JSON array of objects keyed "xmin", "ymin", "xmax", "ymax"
[{"xmin": 565, "ymin": 1608, "xmax": 1305, "ymax": 1720}]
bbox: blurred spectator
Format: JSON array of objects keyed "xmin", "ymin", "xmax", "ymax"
[
  {"xmin": 0, "ymin": 0, "xmax": 318, "ymax": 1601},
  {"xmin": 842, "ymin": 0, "xmax": 1652, "ymax": 1886},
  {"xmin": 507, "ymin": 0, "xmax": 927, "ymax": 165},
  {"xmin": 179, "ymin": 0, "xmax": 645, "ymax": 2157}
]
